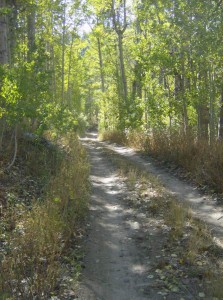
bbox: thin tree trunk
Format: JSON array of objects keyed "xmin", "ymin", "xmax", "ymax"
[
  {"xmin": 218, "ymin": 86, "xmax": 223, "ymax": 140},
  {"xmin": 0, "ymin": 0, "xmax": 8, "ymax": 151},
  {"xmin": 143, "ymin": 89, "xmax": 149, "ymax": 129},
  {"xmin": 97, "ymin": 37, "xmax": 105, "ymax": 93},
  {"xmin": 27, "ymin": 7, "xmax": 36, "ymax": 61},
  {"xmin": 117, "ymin": 31, "xmax": 128, "ymax": 106},
  {"xmin": 209, "ymin": 68, "xmax": 215, "ymax": 144},
  {"xmin": 174, "ymin": 59, "xmax": 188, "ymax": 134},
  {"xmin": 8, "ymin": 2, "xmax": 18, "ymax": 66},
  {"xmin": 181, "ymin": 63, "xmax": 188, "ymax": 134},
  {"xmin": 50, "ymin": 12, "xmax": 56, "ymax": 101},
  {"xmin": 0, "ymin": 0, "xmax": 8, "ymax": 65},
  {"xmin": 111, "ymin": 0, "xmax": 128, "ymax": 111},
  {"xmin": 0, "ymin": 119, "xmax": 5, "ymax": 151},
  {"xmin": 67, "ymin": 33, "xmax": 74, "ymax": 108},
  {"xmin": 61, "ymin": 3, "xmax": 66, "ymax": 104},
  {"xmin": 198, "ymin": 71, "xmax": 209, "ymax": 140},
  {"xmin": 198, "ymin": 104, "xmax": 209, "ymax": 140},
  {"xmin": 6, "ymin": 126, "xmax": 18, "ymax": 170}
]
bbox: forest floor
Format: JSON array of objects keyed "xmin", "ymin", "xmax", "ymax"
[{"xmin": 77, "ymin": 132, "xmax": 223, "ymax": 300}]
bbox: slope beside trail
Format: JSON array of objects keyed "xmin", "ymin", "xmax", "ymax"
[{"xmin": 77, "ymin": 132, "xmax": 222, "ymax": 300}]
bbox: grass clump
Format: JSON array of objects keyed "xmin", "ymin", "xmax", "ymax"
[
  {"xmin": 185, "ymin": 221, "xmax": 213, "ymax": 263},
  {"xmin": 0, "ymin": 134, "xmax": 89, "ymax": 299},
  {"xmin": 165, "ymin": 200, "xmax": 192, "ymax": 239}
]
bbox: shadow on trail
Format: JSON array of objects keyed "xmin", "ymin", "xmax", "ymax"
[
  {"xmin": 78, "ymin": 133, "xmax": 218, "ymax": 300},
  {"xmin": 86, "ymin": 134, "xmax": 223, "ymax": 246},
  {"xmin": 78, "ymin": 138, "xmax": 150, "ymax": 300}
]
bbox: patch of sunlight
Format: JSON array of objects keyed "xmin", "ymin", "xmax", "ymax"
[
  {"xmin": 126, "ymin": 220, "xmax": 140, "ymax": 230},
  {"xmin": 104, "ymin": 204, "xmax": 122, "ymax": 211},
  {"xmin": 131, "ymin": 264, "xmax": 146, "ymax": 274}
]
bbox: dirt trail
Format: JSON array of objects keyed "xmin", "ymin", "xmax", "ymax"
[
  {"xmin": 78, "ymin": 133, "xmax": 223, "ymax": 300},
  {"xmin": 78, "ymin": 135, "xmax": 150, "ymax": 300}
]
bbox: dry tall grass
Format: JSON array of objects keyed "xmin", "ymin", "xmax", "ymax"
[
  {"xmin": 99, "ymin": 130, "xmax": 127, "ymax": 145},
  {"xmin": 101, "ymin": 129, "xmax": 223, "ymax": 193},
  {"xmin": 0, "ymin": 134, "xmax": 89, "ymax": 299}
]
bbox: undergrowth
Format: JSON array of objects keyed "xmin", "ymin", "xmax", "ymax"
[
  {"xmin": 99, "ymin": 130, "xmax": 127, "ymax": 145},
  {"xmin": 100, "ymin": 129, "xmax": 223, "ymax": 194},
  {"xmin": 0, "ymin": 133, "xmax": 89, "ymax": 299}
]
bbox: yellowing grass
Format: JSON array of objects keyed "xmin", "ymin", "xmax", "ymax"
[{"xmin": 0, "ymin": 134, "xmax": 89, "ymax": 298}]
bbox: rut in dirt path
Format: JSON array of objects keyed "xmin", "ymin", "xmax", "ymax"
[{"xmin": 78, "ymin": 135, "xmax": 150, "ymax": 300}]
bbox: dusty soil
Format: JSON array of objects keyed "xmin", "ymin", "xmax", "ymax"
[
  {"xmin": 77, "ymin": 133, "xmax": 223, "ymax": 300},
  {"xmin": 78, "ymin": 136, "xmax": 150, "ymax": 300}
]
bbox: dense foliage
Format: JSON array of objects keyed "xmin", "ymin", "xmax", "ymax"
[
  {"xmin": 0, "ymin": 0, "xmax": 223, "ymax": 150},
  {"xmin": 0, "ymin": 0, "xmax": 88, "ymax": 142},
  {"xmin": 82, "ymin": 0, "xmax": 223, "ymax": 141}
]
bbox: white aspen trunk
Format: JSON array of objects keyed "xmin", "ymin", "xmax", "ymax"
[
  {"xmin": 61, "ymin": 2, "xmax": 66, "ymax": 104},
  {"xmin": 111, "ymin": 0, "xmax": 128, "ymax": 111}
]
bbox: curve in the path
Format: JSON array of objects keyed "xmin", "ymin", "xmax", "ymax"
[{"xmin": 100, "ymin": 137, "xmax": 223, "ymax": 246}]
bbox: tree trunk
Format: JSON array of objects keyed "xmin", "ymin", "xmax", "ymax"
[
  {"xmin": 27, "ymin": 6, "xmax": 36, "ymax": 61},
  {"xmin": 6, "ymin": 125, "xmax": 18, "ymax": 170},
  {"xmin": 117, "ymin": 31, "xmax": 128, "ymax": 106},
  {"xmin": 0, "ymin": 0, "xmax": 8, "ymax": 65},
  {"xmin": 0, "ymin": 0, "xmax": 8, "ymax": 150},
  {"xmin": 97, "ymin": 37, "xmax": 105, "ymax": 93},
  {"xmin": 197, "ymin": 70, "xmax": 209, "ymax": 140},
  {"xmin": 0, "ymin": 118, "xmax": 5, "ymax": 151},
  {"xmin": 174, "ymin": 64, "xmax": 188, "ymax": 134},
  {"xmin": 209, "ymin": 68, "xmax": 215, "ymax": 144},
  {"xmin": 132, "ymin": 60, "xmax": 142, "ymax": 101},
  {"xmin": 61, "ymin": 3, "xmax": 66, "ymax": 104},
  {"xmin": 218, "ymin": 86, "xmax": 223, "ymax": 140},
  {"xmin": 111, "ymin": 0, "xmax": 128, "ymax": 112},
  {"xmin": 198, "ymin": 104, "xmax": 209, "ymax": 140},
  {"xmin": 67, "ymin": 33, "xmax": 74, "ymax": 108}
]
